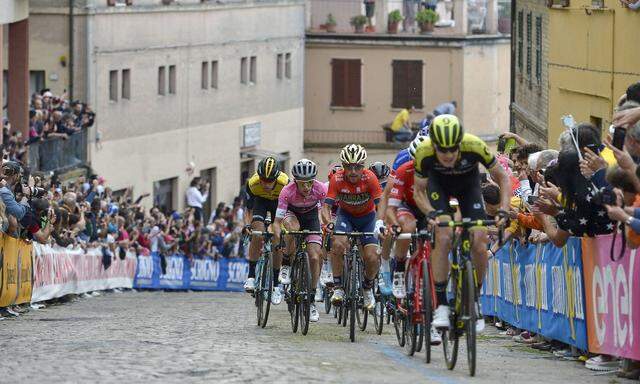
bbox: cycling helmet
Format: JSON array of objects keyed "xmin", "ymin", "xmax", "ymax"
[
  {"xmin": 256, "ymin": 156, "xmax": 280, "ymax": 181},
  {"xmin": 340, "ymin": 144, "xmax": 367, "ymax": 164},
  {"xmin": 408, "ymin": 135, "xmax": 427, "ymax": 159},
  {"xmin": 291, "ymin": 159, "xmax": 318, "ymax": 181},
  {"xmin": 429, "ymin": 114, "xmax": 463, "ymax": 149},
  {"xmin": 369, "ymin": 162, "xmax": 390, "ymax": 181}
]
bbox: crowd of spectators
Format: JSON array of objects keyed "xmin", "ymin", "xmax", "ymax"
[
  {"xmin": 481, "ymin": 81, "xmax": 640, "ymax": 378},
  {"xmin": 2, "ymin": 89, "xmax": 96, "ymax": 164},
  {"xmin": 0, "ymin": 159, "xmax": 248, "ymax": 266}
]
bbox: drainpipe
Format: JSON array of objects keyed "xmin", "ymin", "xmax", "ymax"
[
  {"xmin": 509, "ymin": 0, "xmax": 515, "ymax": 132},
  {"xmin": 68, "ymin": 0, "xmax": 74, "ymax": 100}
]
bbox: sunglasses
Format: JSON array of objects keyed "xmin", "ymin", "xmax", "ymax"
[
  {"xmin": 343, "ymin": 164, "xmax": 364, "ymax": 171},
  {"xmin": 434, "ymin": 145, "xmax": 459, "ymax": 153},
  {"xmin": 295, "ymin": 179, "xmax": 314, "ymax": 188}
]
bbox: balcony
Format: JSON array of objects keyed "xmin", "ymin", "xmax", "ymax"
[
  {"xmin": 307, "ymin": 0, "xmax": 511, "ymax": 36},
  {"xmin": 28, "ymin": 130, "xmax": 88, "ymax": 173},
  {"xmin": 304, "ymin": 128, "xmax": 416, "ymax": 149}
]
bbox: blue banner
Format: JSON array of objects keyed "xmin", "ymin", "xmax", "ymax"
[
  {"xmin": 133, "ymin": 252, "xmax": 249, "ymax": 292},
  {"xmin": 480, "ymin": 238, "xmax": 588, "ymax": 350}
]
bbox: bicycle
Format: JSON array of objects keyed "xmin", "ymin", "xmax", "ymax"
[
  {"xmin": 250, "ymin": 219, "xmax": 275, "ymax": 329},
  {"xmin": 330, "ymin": 231, "xmax": 375, "ymax": 343},
  {"xmin": 281, "ymin": 229, "xmax": 323, "ymax": 336},
  {"xmin": 393, "ymin": 230, "xmax": 436, "ymax": 362},
  {"xmin": 437, "ymin": 218, "xmax": 503, "ymax": 377}
]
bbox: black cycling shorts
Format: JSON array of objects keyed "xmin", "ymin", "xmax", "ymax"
[
  {"xmin": 286, "ymin": 209, "xmax": 321, "ymax": 232},
  {"xmin": 426, "ymin": 169, "xmax": 486, "ymax": 221},
  {"xmin": 251, "ymin": 197, "xmax": 278, "ymax": 223}
]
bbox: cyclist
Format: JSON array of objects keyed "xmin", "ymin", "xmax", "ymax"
[
  {"xmin": 321, "ymin": 144, "xmax": 384, "ymax": 310},
  {"xmin": 412, "ymin": 114, "xmax": 511, "ymax": 331},
  {"xmin": 272, "ymin": 159, "xmax": 327, "ymax": 322},
  {"xmin": 369, "ymin": 162, "xmax": 391, "ymax": 189},
  {"xmin": 243, "ymin": 156, "xmax": 290, "ymax": 306}
]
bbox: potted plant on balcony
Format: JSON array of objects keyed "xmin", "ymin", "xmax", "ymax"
[
  {"xmin": 416, "ymin": 8, "xmax": 438, "ymax": 33},
  {"xmin": 325, "ymin": 13, "xmax": 337, "ymax": 33},
  {"xmin": 350, "ymin": 15, "xmax": 368, "ymax": 33},
  {"xmin": 387, "ymin": 9, "xmax": 403, "ymax": 33}
]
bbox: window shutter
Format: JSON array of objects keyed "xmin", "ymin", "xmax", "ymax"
[
  {"xmin": 346, "ymin": 60, "xmax": 361, "ymax": 107},
  {"xmin": 331, "ymin": 59, "xmax": 346, "ymax": 107},
  {"xmin": 407, "ymin": 61, "xmax": 423, "ymax": 109},
  {"xmin": 332, "ymin": 59, "xmax": 361, "ymax": 107},
  {"xmin": 392, "ymin": 60, "xmax": 422, "ymax": 109}
]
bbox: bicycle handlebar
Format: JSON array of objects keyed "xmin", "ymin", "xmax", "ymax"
[
  {"xmin": 251, "ymin": 231, "xmax": 274, "ymax": 237},
  {"xmin": 332, "ymin": 231, "xmax": 376, "ymax": 237},
  {"xmin": 435, "ymin": 219, "xmax": 499, "ymax": 228},
  {"xmin": 396, "ymin": 231, "xmax": 433, "ymax": 240},
  {"xmin": 282, "ymin": 230, "xmax": 324, "ymax": 236}
]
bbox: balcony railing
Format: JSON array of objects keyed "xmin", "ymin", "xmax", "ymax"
[
  {"xmin": 28, "ymin": 130, "xmax": 88, "ymax": 173},
  {"xmin": 307, "ymin": 0, "xmax": 511, "ymax": 36}
]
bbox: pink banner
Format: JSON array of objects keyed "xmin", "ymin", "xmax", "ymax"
[
  {"xmin": 583, "ymin": 236, "xmax": 639, "ymax": 360},
  {"xmin": 31, "ymin": 244, "xmax": 137, "ymax": 303}
]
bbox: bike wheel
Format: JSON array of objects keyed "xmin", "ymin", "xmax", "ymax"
[
  {"xmin": 341, "ymin": 257, "xmax": 350, "ymax": 328},
  {"xmin": 416, "ymin": 325, "xmax": 424, "ymax": 353},
  {"xmin": 404, "ymin": 270, "xmax": 417, "ymax": 356},
  {"xmin": 421, "ymin": 259, "xmax": 433, "ymax": 363},
  {"xmin": 255, "ymin": 258, "xmax": 263, "ymax": 319},
  {"xmin": 324, "ymin": 286, "xmax": 332, "ymax": 314},
  {"xmin": 442, "ymin": 276, "xmax": 459, "ymax": 370},
  {"xmin": 258, "ymin": 254, "xmax": 273, "ymax": 328},
  {"xmin": 464, "ymin": 260, "xmax": 477, "ymax": 376},
  {"xmin": 357, "ymin": 260, "xmax": 368, "ymax": 332},
  {"xmin": 374, "ymin": 287, "xmax": 385, "ymax": 335},
  {"xmin": 300, "ymin": 254, "xmax": 312, "ymax": 336},
  {"xmin": 290, "ymin": 261, "xmax": 300, "ymax": 334},
  {"xmin": 393, "ymin": 308, "xmax": 406, "ymax": 347},
  {"xmin": 349, "ymin": 255, "xmax": 358, "ymax": 342}
]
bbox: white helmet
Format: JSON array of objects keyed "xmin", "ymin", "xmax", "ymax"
[
  {"xmin": 408, "ymin": 136, "xmax": 427, "ymax": 159},
  {"xmin": 291, "ymin": 159, "xmax": 318, "ymax": 181},
  {"xmin": 340, "ymin": 144, "xmax": 367, "ymax": 164}
]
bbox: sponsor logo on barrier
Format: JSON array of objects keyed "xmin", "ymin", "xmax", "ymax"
[
  {"xmin": 161, "ymin": 257, "xmax": 184, "ymax": 281},
  {"xmin": 583, "ymin": 236, "xmax": 640, "ymax": 360},
  {"xmin": 191, "ymin": 258, "xmax": 219, "ymax": 282},
  {"xmin": 591, "ymin": 251, "xmax": 635, "ymax": 348},
  {"xmin": 227, "ymin": 262, "xmax": 249, "ymax": 284},
  {"xmin": 137, "ymin": 256, "xmax": 153, "ymax": 280}
]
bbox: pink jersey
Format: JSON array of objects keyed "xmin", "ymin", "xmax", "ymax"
[{"xmin": 276, "ymin": 180, "xmax": 327, "ymax": 218}]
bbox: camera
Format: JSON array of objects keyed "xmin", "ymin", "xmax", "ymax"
[
  {"xmin": 591, "ymin": 188, "xmax": 617, "ymax": 206},
  {"xmin": 526, "ymin": 195, "xmax": 538, "ymax": 205},
  {"xmin": 497, "ymin": 135, "xmax": 517, "ymax": 154}
]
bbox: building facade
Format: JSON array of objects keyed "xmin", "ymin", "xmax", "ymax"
[
  {"xmin": 546, "ymin": 0, "xmax": 640, "ymax": 145},
  {"xmin": 303, "ymin": 0, "xmax": 511, "ymax": 177},
  {"xmin": 510, "ymin": 0, "xmax": 549, "ymax": 146},
  {"xmin": 11, "ymin": 0, "xmax": 306, "ymax": 212}
]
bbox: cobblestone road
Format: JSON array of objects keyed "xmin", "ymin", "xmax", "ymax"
[{"xmin": 0, "ymin": 291, "xmax": 620, "ymax": 384}]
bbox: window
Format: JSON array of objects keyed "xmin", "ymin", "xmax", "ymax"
[
  {"xmin": 109, "ymin": 70, "xmax": 118, "ymax": 101},
  {"xmin": 211, "ymin": 61, "xmax": 218, "ymax": 89},
  {"xmin": 276, "ymin": 54, "xmax": 284, "ymax": 79},
  {"xmin": 535, "ymin": 16, "xmax": 542, "ymax": 85},
  {"xmin": 153, "ymin": 177, "xmax": 177, "ymax": 215},
  {"xmin": 199, "ymin": 167, "xmax": 217, "ymax": 221},
  {"xmin": 169, "ymin": 65, "xmax": 176, "ymax": 94},
  {"xmin": 201, "ymin": 61, "xmax": 209, "ymax": 90},
  {"xmin": 285, "ymin": 53, "xmax": 292, "ymax": 79},
  {"xmin": 331, "ymin": 59, "xmax": 362, "ymax": 107},
  {"xmin": 158, "ymin": 66, "xmax": 166, "ymax": 95},
  {"xmin": 29, "ymin": 71, "xmax": 45, "ymax": 96},
  {"xmin": 517, "ymin": 11, "xmax": 523, "ymax": 75},
  {"xmin": 240, "ymin": 57, "xmax": 248, "ymax": 84},
  {"xmin": 122, "ymin": 69, "xmax": 130, "ymax": 99},
  {"xmin": 526, "ymin": 12, "xmax": 532, "ymax": 83},
  {"xmin": 250, "ymin": 56, "xmax": 257, "ymax": 84},
  {"xmin": 392, "ymin": 60, "xmax": 423, "ymax": 109},
  {"xmin": 107, "ymin": 0, "xmax": 132, "ymax": 5}
]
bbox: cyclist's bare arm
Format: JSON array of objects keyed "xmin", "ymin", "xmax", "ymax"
[
  {"xmin": 386, "ymin": 205, "xmax": 400, "ymax": 227},
  {"xmin": 487, "ymin": 163, "xmax": 512, "ymax": 213},
  {"xmin": 413, "ymin": 175, "xmax": 435, "ymax": 215},
  {"xmin": 376, "ymin": 177, "xmax": 394, "ymax": 221},
  {"xmin": 321, "ymin": 203, "xmax": 333, "ymax": 226},
  {"xmin": 273, "ymin": 217, "xmax": 283, "ymax": 243}
]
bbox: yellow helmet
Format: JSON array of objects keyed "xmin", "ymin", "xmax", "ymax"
[{"xmin": 429, "ymin": 114, "xmax": 463, "ymax": 149}]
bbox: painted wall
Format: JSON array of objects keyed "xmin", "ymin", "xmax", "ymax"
[{"xmin": 547, "ymin": 0, "xmax": 640, "ymax": 147}]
